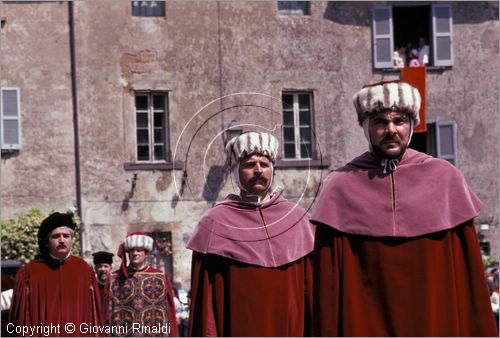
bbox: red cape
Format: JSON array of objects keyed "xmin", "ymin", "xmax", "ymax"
[
  {"xmin": 9, "ymin": 255, "xmax": 103, "ymax": 336},
  {"xmin": 187, "ymin": 193, "xmax": 314, "ymax": 267},
  {"xmin": 311, "ymin": 149, "xmax": 482, "ymax": 237}
]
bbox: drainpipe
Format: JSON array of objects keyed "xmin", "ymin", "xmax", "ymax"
[{"xmin": 68, "ymin": 2, "xmax": 83, "ymax": 254}]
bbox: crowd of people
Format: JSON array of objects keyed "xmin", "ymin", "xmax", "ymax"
[
  {"xmin": 394, "ymin": 37, "xmax": 430, "ymax": 68},
  {"xmin": 3, "ymin": 80, "xmax": 499, "ymax": 336}
]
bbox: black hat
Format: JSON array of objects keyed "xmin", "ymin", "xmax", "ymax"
[
  {"xmin": 37, "ymin": 212, "xmax": 76, "ymax": 254},
  {"xmin": 92, "ymin": 251, "xmax": 114, "ymax": 266}
]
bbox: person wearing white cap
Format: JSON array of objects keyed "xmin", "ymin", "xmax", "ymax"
[
  {"xmin": 187, "ymin": 131, "xmax": 315, "ymax": 336},
  {"xmin": 105, "ymin": 232, "xmax": 178, "ymax": 336},
  {"xmin": 310, "ymin": 80, "xmax": 497, "ymax": 336}
]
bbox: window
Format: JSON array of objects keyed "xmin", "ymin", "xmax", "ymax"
[
  {"xmin": 282, "ymin": 92, "xmax": 315, "ymax": 159},
  {"xmin": 372, "ymin": 3, "xmax": 453, "ymax": 68},
  {"xmin": 147, "ymin": 231, "xmax": 173, "ymax": 280},
  {"xmin": 135, "ymin": 92, "xmax": 169, "ymax": 162},
  {"xmin": 435, "ymin": 121, "xmax": 457, "ymax": 165},
  {"xmin": 277, "ymin": 1, "xmax": 311, "ymax": 15},
  {"xmin": 131, "ymin": 1, "xmax": 165, "ymax": 17},
  {"xmin": 1, "ymin": 87, "xmax": 21, "ymax": 151},
  {"xmin": 409, "ymin": 122, "xmax": 457, "ymax": 166}
]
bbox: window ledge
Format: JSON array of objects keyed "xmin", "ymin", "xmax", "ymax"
[
  {"xmin": 124, "ymin": 161, "xmax": 183, "ymax": 171},
  {"xmin": 379, "ymin": 66, "xmax": 452, "ymax": 73},
  {"xmin": 275, "ymin": 158, "xmax": 330, "ymax": 169}
]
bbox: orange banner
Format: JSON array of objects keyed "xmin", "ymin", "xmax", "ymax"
[{"xmin": 401, "ymin": 66, "xmax": 427, "ymax": 133}]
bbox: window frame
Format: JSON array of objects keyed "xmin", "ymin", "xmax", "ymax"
[
  {"xmin": 372, "ymin": 3, "xmax": 453, "ymax": 69},
  {"xmin": 277, "ymin": 1, "xmax": 311, "ymax": 15},
  {"xmin": 134, "ymin": 91, "xmax": 170, "ymax": 163},
  {"xmin": 281, "ymin": 91, "xmax": 315, "ymax": 160},
  {"xmin": 1, "ymin": 87, "xmax": 22, "ymax": 151},
  {"xmin": 435, "ymin": 121, "xmax": 457, "ymax": 166},
  {"xmin": 131, "ymin": 0, "xmax": 166, "ymax": 17}
]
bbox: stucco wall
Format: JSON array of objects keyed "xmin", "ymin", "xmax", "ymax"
[{"xmin": 1, "ymin": 1, "xmax": 498, "ymax": 288}]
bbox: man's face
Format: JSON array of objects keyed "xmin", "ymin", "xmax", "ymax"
[
  {"xmin": 127, "ymin": 248, "xmax": 147, "ymax": 269},
  {"xmin": 46, "ymin": 227, "xmax": 73, "ymax": 259},
  {"xmin": 95, "ymin": 263, "xmax": 112, "ymax": 283},
  {"xmin": 238, "ymin": 154, "xmax": 273, "ymax": 196},
  {"xmin": 369, "ymin": 111, "xmax": 411, "ymax": 159}
]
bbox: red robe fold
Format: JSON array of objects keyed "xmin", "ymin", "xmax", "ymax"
[
  {"xmin": 9, "ymin": 255, "xmax": 103, "ymax": 336},
  {"xmin": 189, "ymin": 253, "xmax": 313, "ymax": 337},
  {"xmin": 312, "ymin": 222, "xmax": 498, "ymax": 336}
]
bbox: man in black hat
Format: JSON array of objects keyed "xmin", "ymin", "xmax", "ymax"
[
  {"xmin": 92, "ymin": 251, "xmax": 114, "ymax": 291},
  {"xmin": 92, "ymin": 251, "xmax": 113, "ymax": 321},
  {"xmin": 9, "ymin": 212, "xmax": 103, "ymax": 336}
]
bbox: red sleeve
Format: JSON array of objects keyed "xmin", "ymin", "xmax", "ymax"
[
  {"xmin": 8, "ymin": 265, "xmax": 29, "ymax": 328},
  {"xmin": 303, "ymin": 253, "xmax": 314, "ymax": 336},
  {"xmin": 188, "ymin": 252, "xmax": 218, "ymax": 337},
  {"xmin": 163, "ymin": 272, "xmax": 179, "ymax": 337}
]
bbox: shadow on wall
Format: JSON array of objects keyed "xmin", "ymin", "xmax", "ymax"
[
  {"xmin": 202, "ymin": 165, "xmax": 229, "ymax": 207},
  {"xmin": 323, "ymin": 2, "xmax": 371, "ymax": 26}
]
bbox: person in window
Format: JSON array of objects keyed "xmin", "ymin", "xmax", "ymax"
[
  {"xmin": 187, "ymin": 131, "xmax": 315, "ymax": 336},
  {"xmin": 310, "ymin": 80, "xmax": 498, "ymax": 336},
  {"xmin": 106, "ymin": 233, "xmax": 178, "ymax": 336},
  {"xmin": 418, "ymin": 37, "xmax": 430, "ymax": 65},
  {"xmin": 9, "ymin": 212, "xmax": 103, "ymax": 336},
  {"xmin": 409, "ymin": 48, "xmax": 421, "ymax": 67}
]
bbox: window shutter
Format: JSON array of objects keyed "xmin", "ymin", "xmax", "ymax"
[
  {"xmin": 432, "ymin": 4, "xmax": 453, "ymax": 67},
  {"xmin": 436, "ymin": 121, "xmax": 457, "ymax": 166},
  {"xmin": 1, "ymin": 88, "xmax": 21, "ymax": 150},
  {"xmin": 372, "ymin": 6, "xmax": 393, "ymax": 69}
]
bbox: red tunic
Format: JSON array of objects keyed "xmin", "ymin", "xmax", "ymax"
[
  {"xmin": 189, "ymin": 252, "xmax": 313, "ymax": 336},
  {"xmin": 9, "ymin": 255, "xmax": 103, "ymax": 336},
  {"xmin": 313, "ymin": 222, "xmax": 497, "ymax": 336}
]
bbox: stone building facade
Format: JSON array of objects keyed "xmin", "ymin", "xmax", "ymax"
[{"xmin": 1, "ymin": 1, "xmax": 498, "ymax": 289}]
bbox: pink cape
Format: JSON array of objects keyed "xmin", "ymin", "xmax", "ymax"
[
  {"xmin": 187, "ymin": 193, "xmax": 315, "ymax": 267},
  {"xmin": 311, "ymin": 149, "xmax": 482, "ymax": 237}
]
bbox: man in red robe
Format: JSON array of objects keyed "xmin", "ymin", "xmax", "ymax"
[
  {"xmin": 187, "ymin": 131, "xmax": 315, "ymax": 336},
  {"xmin": 107, "ymin": 233, "xmax": 178, "ymax": 337},
  {"xmin": 92, "ymin": 251, "xmax": 114, "ymax": 320},
  {"xmin": 311, "ymin": 80, "xmax": 498, "ymax": 336},
  {"xmin": 9, "ymin": 212, "xmax": 103, "ymax": 336}
]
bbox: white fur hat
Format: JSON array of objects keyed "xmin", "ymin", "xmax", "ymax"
[
  {"xmin": 123, "ymin": 233, "xmax": 153, "ymax": 252},
  {"xmin": 352, "ymin": 81, "xmax": 421, "ymax": 126},
  {"xmin": 225, "ymin": 131, "xmax": 279, "ymax": 166}
]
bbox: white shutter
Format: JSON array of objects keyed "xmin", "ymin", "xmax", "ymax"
[
  {"xmin": 1, "ymin": 88, "xmax": 21, "ymax": 150},
  {"xmin": 436, "ymin": 121, "xmax": 457, "ymax": 166},
  {"xmin": 372, "ymin": 6, "xmax": 393, "ymax": 69},
  {"xmin": 432, "ymin": 4, "xmax": 453, "ymax": 67}
]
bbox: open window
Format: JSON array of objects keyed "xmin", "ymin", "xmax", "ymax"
[
  {"xmin": 373, "ymin": 3, "xmax": 453, "ymax": 69},
  {"xmin": 410, "ymin": 121, "xmax": 457, "ymax": 166}
]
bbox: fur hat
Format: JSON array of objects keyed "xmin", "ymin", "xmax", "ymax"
[
  {"xmin": 352, "ymin": 80, "xmax": 421, "ymax": 126},
  {"xmin": 225, "ymin": 131, "xmax": 279, "ymax": 166},
  {"xmin": 37, "ymin": 212, "xmax": 76, "ymax": 254},
  {"xmin": 92, "ymin": 251, "xmax": 114, "ymax": 266},
  {"xmin": 123, "ymin": 232, "xmax": 153, "ymax": 252}
]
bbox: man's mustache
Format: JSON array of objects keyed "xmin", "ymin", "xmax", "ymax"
[
  {"xmin": 249, "ymin": 176, "xmax": 268, "ymax": 184},
  {"xmin": 57, "ymin": 244, "xmax": 67, "ymax": 249}
]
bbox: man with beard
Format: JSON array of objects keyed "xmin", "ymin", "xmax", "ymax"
[
  {"xmin": 187, "ymin": 131, "xmax": 315, "ymax": 336},
  {"xmin": 9, "ymin": 212, "xmax": 103, "ymax": 336},
  {"xmin": 310, "ymin": 80, "xmax": 497, "ymax": 336}
]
